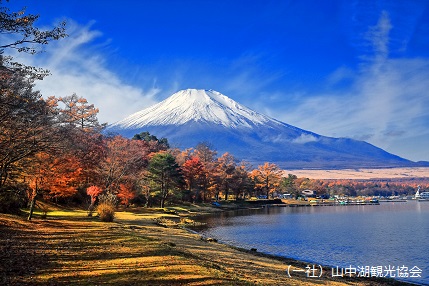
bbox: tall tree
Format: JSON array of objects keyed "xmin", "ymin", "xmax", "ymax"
[
  {"xmin": 147, "ymin": 152, "xmax": 184, "ymax": 208},
  {"xmin": 24, "ymin": 151, "xmax": 81, "ymax": 220},
  {"xmin": 193, "ymin": 143, "xmax": 217, "ymax": 201},
  {"xmin": 194, "ymin": 142, "xmax": 217, "ymax": 163},
  {"xmin": 251, "ymin": 162, "xmax": 282, "ymax": 199},
  {"xmin": 215, "ymin": 153, "xmax": 237, "ymax": 201},
  {"xmin": 52, "ymin": 95, "xmax": 105, "ymax": 188},
  {"xmin": 0, "ymin": 74, "xmax": 63, "ymax": 190},
  {"xmin": 98, "ymin": 136, "xmax": 149, "ymax": 194},
  {"xmin": 182, "ymin": 156, "xmax": 206, "ymax": 202},
  {"xmin": 230, "ymin": 162, "xmax": 253, "ymax": 200},
  {"xmin": 56, "ymin": 94, "xmax": 104, "ymax": 131},
  {"xmin": 0, "ymin": 0, "xmax": 66, "ymax": 213}
]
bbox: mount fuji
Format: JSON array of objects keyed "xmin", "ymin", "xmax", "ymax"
[{"xmin": 107, "ymin": 89, "xmax": 414, "ymax": 169}]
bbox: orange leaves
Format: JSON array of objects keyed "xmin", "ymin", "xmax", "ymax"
[
  {"xmin": 56, "ymin": 94, "xmax": 103, "ymax": 131},
  {"xmin": 182, "ymin": 156, "xmax": 206, "ymax": 191},
  {"xmin": 23, "ymin": 152, "xmax": 82, "ymax": 199},
  {"xmin": 117, "ymin": 184, "xmax": 136, "ymax": 206},
  {"xmin": 87, "ymin": 185, "xmax": 103, "ymax": 204},
  {"xmin": 251, "ymin": 162, "xmax": 282, "ymax": 197}
]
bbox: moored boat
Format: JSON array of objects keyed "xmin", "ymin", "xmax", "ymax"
[{"xmin": 415, "ymin": 185, "xmax": 429, "ymax": 201}]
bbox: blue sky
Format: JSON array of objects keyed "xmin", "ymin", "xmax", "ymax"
[{"xmin": 4, "ymin": 0, "xmax": 429, "ymax": 162}]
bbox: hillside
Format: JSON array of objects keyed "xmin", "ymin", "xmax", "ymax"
[{"xmin": 107, "ymin": 89, "xmax": 416, "ymax": 169}]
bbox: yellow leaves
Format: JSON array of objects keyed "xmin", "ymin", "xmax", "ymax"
[{"xmin": 251, "ymin": 162, "xmax": 282, "ymax": 193}]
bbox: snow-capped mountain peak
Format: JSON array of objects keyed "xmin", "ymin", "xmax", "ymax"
[
  {"xmin": 110, "ymin": 89, "xmax": 273, "ymax": 129},
  {"xmin": 106, "ymin": 88, "xmax": 414, "ymax": 168}
]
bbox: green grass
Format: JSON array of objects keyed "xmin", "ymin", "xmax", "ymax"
[{"xmin": 21, "ymin": 208, "xmax": 88, "ymax": 218}]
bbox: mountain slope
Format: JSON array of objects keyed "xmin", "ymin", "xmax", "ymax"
[{"xmin": 107, "ymin": 89, "xmax": 413, "ymax": 169}]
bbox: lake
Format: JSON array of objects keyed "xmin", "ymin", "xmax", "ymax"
[{"xmin": 194, "ymin": 201, "xmax": 429, "ymax": 285}]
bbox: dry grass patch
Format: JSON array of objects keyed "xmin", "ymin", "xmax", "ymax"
[{"xmin": 1, "ymin": 212, "xmax": 413, "ymax": 286}]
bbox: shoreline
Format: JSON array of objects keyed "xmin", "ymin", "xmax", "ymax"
[
  {"xmin": 0, "ymin": 205, "xmax": 421, "ymax": 285},
  {"xmin": 181, "ymin": 202, "xmax": 426, "ymax": 286}
]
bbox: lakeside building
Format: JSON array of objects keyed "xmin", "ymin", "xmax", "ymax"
[{"xmin": 301, "ymin": 190, "xmax": 316, "ymax": 197}]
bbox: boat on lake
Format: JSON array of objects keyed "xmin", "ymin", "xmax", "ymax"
[{"xmin": 415, "ymin": 185, "xmax": 429, "ymax": 201}]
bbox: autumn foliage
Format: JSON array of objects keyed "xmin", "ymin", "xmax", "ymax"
[
  {"xmin": 86, "ymin": 186, "xmax": 103, "ymax": 205},
  {"xmin": 1, "ymin": 0, "xmax": 427, "ymax": 220}
]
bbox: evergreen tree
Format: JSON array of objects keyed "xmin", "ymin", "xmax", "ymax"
[{"xmin": 147, "ymin": 152, "xmax": 184, "ymax": 208}]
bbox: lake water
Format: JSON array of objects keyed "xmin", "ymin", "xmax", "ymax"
[{"xmin": 195, "ymin": 201, "xmax": 429, "ymax": 285}]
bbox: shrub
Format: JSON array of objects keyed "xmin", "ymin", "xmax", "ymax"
[{"xmin": 96, "ymin": 192, "xmax": 118, "ymax": 222}]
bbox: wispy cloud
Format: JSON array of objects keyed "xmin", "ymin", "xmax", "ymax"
[
  {"xmin": 9, "ymin": 20, "xmax": 160, "ymax": 124},
  {"xmin": 291, "ymin": 134, "xmax": 319, "ymax": 144},
  {"xmin": 222, "ymin": 52, "xmax": 284, "ymax": 98},
  {"xmin": 271, "ymin": 11, "xmax": 429, "ymax": 161}
]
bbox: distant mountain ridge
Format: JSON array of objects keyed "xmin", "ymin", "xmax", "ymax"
[{"xmin": 107, "ymin": 89, "xmax": 417, "ymax": 169}]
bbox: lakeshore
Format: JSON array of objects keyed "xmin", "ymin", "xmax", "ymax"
[{"xmin": 0, "ymin": 204, "xmax": 416, "ymax": 285}]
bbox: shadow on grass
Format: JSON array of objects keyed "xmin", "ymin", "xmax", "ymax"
[{"xmin": 0, "ymin": 224, "xmax": 61, "ymax": 285}]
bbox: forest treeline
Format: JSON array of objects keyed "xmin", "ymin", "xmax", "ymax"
[{"xmin": 1, "ymin": 2, "xmax": 427, "ymax": 219}]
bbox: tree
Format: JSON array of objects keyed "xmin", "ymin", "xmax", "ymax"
[
  {"xmin": 98, "ymin": 136, "xmax": 149, "ymax": 194},
  {"xmin": 24, "ymin": 151, "xmax": 81, "ymax": 220},
  {"xmin": 0, "ymin": 0, "xmax": 66, "ymax": 213},
  {"xmin": 214, "ymin": 153, "xmax": 237, "ymax": 201},
  {"xmin": 56, "ymin": 94, "xmax": 104, "ymax": 131},
  {"xmin": 194, "ymin": 142, "xmax": 217, "ymax": 163},
  {"xmin": 136, "ymin": 170, "xmax": 154, "ymax": 208},
  {"xmin": 0, "ymin": 74, "xmax": 63, "ymax": 191},
  {"xmin": 86, "ymin": 185, "xmax": 103, "ymax": 211},
  {"xmin": 147, "ymin": 152, "xmax": 184, "ymax": 208},
  {"xmin": 193, "ymin": 143, "xmax": 217, "ymax": 201},
  {"xmin": 117, "ymin": 184, "xmax": 136, "ymax": 207},
  {"xmin": 251, "ymin": 162, "xmax": 282, "ymax": 199},
  {"xmin": 0, "ymin": 1, "xmax": 66, "ymax": 54},
  {"xmin": 52, "ymin": 95, "xmax": 105, "ymax": 188},
  {"xmin": 0, "ymin": 0, "xmax": 66, "ymax": 79},
  {"xmin": 230, "ymin": 162, "xmax": 253, "ymax": 200},
  {"xmin": 280, "ymin": 174, "xmax": 298, "ymax": 198},
  {"xmin": 132, "ymin": 131, "xmax": 169, "ymax": 151},
  {"xmin": 182, "ymin": 156, "xmax": 206, "ymax": 202}
]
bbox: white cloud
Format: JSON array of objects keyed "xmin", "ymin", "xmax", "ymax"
[
  {"xmin": 291, "ymin": 134, "xmax": 319, "ymax": 144},
  {"xmin": 272, "ymin": 12, "xmax": 429, "ymax": 161},
  {"xmin": 8, "ymin": 20, "xmax": 160, "ymax": 125},
  {"xmin": 364, "ymin": 11, "xmax": 392, "ymax": 61}
]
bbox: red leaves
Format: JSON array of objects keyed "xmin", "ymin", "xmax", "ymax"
[
  {"xmin": 117, "ymin": 184, "xmax": 136, "ymax": 206},
  {"xmin": 86, "ymin": 185, "xmax": 103, "ymax": 204}
]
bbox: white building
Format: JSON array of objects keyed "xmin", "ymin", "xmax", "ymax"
[{"xmin": 302, "ymin": 190, "xmax": 316, "ymax": 197}]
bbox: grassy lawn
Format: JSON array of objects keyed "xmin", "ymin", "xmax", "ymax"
[{"xmin": 0, "ymin": 206, "xmax": 412, "ymax": 286}]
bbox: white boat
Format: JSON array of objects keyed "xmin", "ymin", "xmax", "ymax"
[{"xmin": 416, "ymin": 186, "xmax": 429, "ymax": 201}]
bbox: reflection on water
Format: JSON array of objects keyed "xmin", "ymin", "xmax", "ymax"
[{"xmin": 195, "ymin": 201, "xmax": 429, "ymax": 285}]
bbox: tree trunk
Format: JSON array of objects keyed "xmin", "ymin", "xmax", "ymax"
[
  {"xmin": 144, "ymin": 192, "xmax": 150, "ymax": 208},
  {"xmin": 28, "ymin": 189, "xmax": 37, "ymax": 221},
  {"xmin": 160, "ymin": 197, "xmax": 165, "ymax": 208}
]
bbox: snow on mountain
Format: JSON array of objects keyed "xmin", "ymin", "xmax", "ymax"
[
  {"xmin": 111, "ymin": 89, "xmax": 277, "ymax": 129},
  {"xmin": 107, "ymin": 89, "xmax": 415, "ymax": 169}
]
